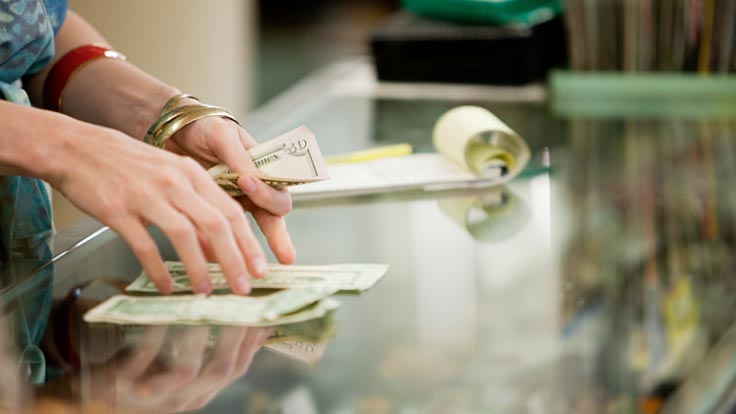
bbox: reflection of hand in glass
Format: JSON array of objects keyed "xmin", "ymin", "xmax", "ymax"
[{"xmin": 45, "ymin": 325, "xmax": 271, "ymax": 413}]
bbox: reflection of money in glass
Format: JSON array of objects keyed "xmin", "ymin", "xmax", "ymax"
[
  {"xmin": 209, "ymin": 126, "xmax": 330, "ymax": 196},
  {"xmin": 83, "ymin": 286, "xmax": 339, "ymax": 326},
  {"xmin": 265, "ymin": 337, "xmax": 331, "ymax": 366},
  {"xmin": 126, "ymin": 262, "xmax": 389, "ymax": 294},
  {"xmin": 264, "ymin": 312, "xmax": 339, "ymax": 365},
  {"xmin": 121, "ymin": 311, "xmax": 340, "ymax": 366}
]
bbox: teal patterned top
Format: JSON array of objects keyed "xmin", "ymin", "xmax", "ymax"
[
  {"xmin": 1, "ymin": 0, "xmax": 68, "ymax": 383},
  {"xmin": 0, "ymin": 0, "xmax": 67, "ymax": 103},
  {"xmin": 0, "ymin": 0, "xmax": 68, "ymax": 264}
]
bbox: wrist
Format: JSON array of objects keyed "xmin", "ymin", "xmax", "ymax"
[
  {"xmin": 127, "ymin": 85, "xmax": 183, "ymax": 141},
  {"xmin": 57, "ymin": 54, "xmax": 182, "ymax": 141},
  {"xmin": 96, "ymin": 78, "xmax": 181, "ymax": 141},
  {"xmin": 35, "ymin": 116, "xmax": 94, "ymax": 188},
  {"xmin": 0, "ymin": 102, "xmax": 77, "ymax": 184}
]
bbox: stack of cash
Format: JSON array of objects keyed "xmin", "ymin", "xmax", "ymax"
[
  {"xmin": 208, "ymin": 125, "xmax": 330, "ymax": 196},
  {"xmin": 83, "ymin": 262, "xmax": 388, "ymax": 326},
  {"xmin": 126, "ymin": 262, "xmax": 389, "ymax": 294}
]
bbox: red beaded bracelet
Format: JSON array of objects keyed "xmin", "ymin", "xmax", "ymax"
[{"xmin": 43, "ymin": 44, "xmax": 127, "ymax": 112}]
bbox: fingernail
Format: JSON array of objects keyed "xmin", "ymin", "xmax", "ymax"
[
  {"xmin": 240, "ymin": 177, "xmax": 256, "ymax": 193},
  {"xmin": 284, "ymin": 246, "xmax": 297, "ymax": 264},
  {"xmin": 254, "ymin": 258, "xmax": 268, "ymax": 278},
  {"xmin": 236, "ymin": 276, "xmax": 251, "ymax": 294},
  {"xmin": 197, "ymin": 281, "xmax": 212, "ymax": 295},
  {"xmin": 159, "ymin": 280, "xmax": 173, "ymax": 295}
]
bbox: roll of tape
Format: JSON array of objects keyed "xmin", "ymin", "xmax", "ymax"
[{"xmin": 432, "ymin": 106, "xmax": 531, "ymax": 181}]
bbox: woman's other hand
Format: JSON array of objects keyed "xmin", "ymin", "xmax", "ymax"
[{"xmin": 163, "ymin": 113, "xmax": 297, "ymax": 266}]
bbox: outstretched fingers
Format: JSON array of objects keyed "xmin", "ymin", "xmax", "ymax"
[
  {"xmin": 138, "ymin": 192, "xmax": 211, "ymax": 295},
  {"xmin": 183, "ymin": 159, "xmax": 270, "ymax": 289},
  {"xmin": 113, "ymin": 221, "xmax": 172, "ymax": 294}
]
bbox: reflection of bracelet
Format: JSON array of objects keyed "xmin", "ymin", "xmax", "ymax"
[
  {"xmin": 143, "ymin": 94, "xmax": 240, "ymax": 149},
  {"xmin": 43, "ymin": 44, "xmax": 127, "ymax": 112}
]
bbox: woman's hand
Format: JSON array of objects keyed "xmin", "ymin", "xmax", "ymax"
[
  {"xmin": 163, "ymin": 113, "xmax": 297, "ymax": 266},
  {"xmin": 49, "ymin": 121, "xmax": 272, "ymax": 295},
  {"xmin": 10, "ymin": 9, "xmax": 295, "ymax": 294}
]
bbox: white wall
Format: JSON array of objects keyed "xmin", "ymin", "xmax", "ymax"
[{"xmin": 68, "ymin": 0, "xmax": 257, "ymax": 116}]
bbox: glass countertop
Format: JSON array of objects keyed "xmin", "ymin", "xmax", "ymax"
[{"xmin": 2, "ymin": 61, "xmax": 736, "ymax": 413}]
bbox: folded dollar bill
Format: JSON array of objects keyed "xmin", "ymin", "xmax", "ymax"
[
  {"xmin": 209, "ymin": 126, "xmax": 330, "ymax": 196},
  {"xmin": 83, "ymin": 285, "xmax": 339, "ymax": 326},
  {"xmin": 126, "ymin": 261, "xmax": 389, "ymax": 294},
  {"xmin": 119, "ymin": 300, "xmax": 339, "ymax": 343}
]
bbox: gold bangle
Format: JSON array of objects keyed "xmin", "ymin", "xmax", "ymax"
[
  {"xmin": 143, "ymin": 94, "xmax": 201, "ymax": 143},
  {"xmin": 143, "ymin": 93, "xmax": 240, "ymax": 149},
  {"xmin": 150, "ymin": 106, "xmax": 240, "ymax": 149},
  {"xmin": 160, "ymin": 93, "xmax": 199, "ymax": 115},
  {"xmin": 144, "ymin": 104, "xmax": 208, "ymax": 145}
]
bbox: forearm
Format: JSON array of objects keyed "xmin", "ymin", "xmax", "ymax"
[
  {"xmin": 0, "ymin": 100, "xmax": 77, "ymax": 184},
  {"xmin": 23, "ymin": 11, "xmax": 178, "ymax": 140}
]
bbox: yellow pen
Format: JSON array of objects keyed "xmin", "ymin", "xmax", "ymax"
[{"xmin": 326, "ymin": 143, "xmax": 414, "ymax": 164}]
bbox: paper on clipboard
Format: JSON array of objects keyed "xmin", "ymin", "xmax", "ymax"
[{"xmin": 289, "ymin": 106, "xmax": 531, "ymax": 200}]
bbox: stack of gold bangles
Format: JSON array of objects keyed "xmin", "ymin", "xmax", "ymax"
[{"xmin": 144, "ymin": 93, "xmax": 240, "ymax": 148}]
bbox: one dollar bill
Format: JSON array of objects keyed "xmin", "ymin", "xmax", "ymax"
[
  {"xmin": 84, "ymin": 285, "xmax": 339, "ymax": 326},
  {"xmin": 126, "ymin": 261, "xmax": 389, "ymax": 294},
  {"xmin": 119, "ymin": 300, "xmax": 340, "ymax": 340},
  {"xmin": 209, "ymin": 126, "xmax": 330, "ymax": 196}
]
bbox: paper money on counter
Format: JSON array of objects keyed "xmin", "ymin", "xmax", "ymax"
[
  {"xmin": 126, "ymin": 261, "xmax": 389, "ymax": 294},
  {"xmin": 83, "ymin": 285, "xmax": 339, "ymax": 326},
  {"xmin": 209, "ymin": 126, "xmax": 330, "ymax": 196},
  {"xmin": 251, "ymin": 297, "xmax": 340, "ymax": 327}
]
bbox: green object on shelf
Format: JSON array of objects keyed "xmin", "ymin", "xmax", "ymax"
[
  {"xmin": 550, "ymin": 71, "xmax": 736, "ymax": 119},
  {"xmin": 402, "ymin": 0, "xmax": 562, "ymax": 26}
]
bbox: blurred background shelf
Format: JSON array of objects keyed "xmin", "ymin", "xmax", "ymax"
[{"xmin": 551, "ymin": 71, "xmax": 736, "ymax": 119}]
